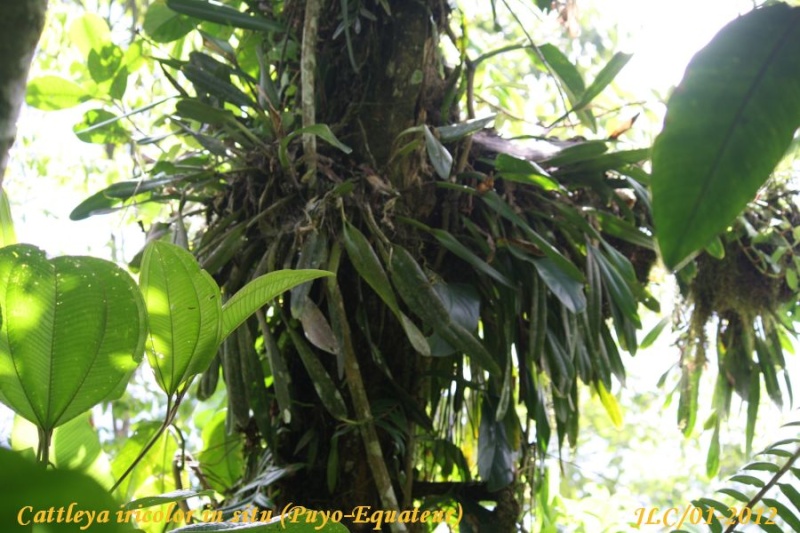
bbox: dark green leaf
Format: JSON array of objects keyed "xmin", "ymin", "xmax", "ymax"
[
  {"xmin": 341, "ymin": 222, "xmax": 431, "ymax": 355},
  {"xmin": 532, "ymin": 257, "xmax": 586, "ymax": 313},
  {"xmin": 431, "ymin": 228, "xmax": 513, "ymax": 287},
  {"xmin": 88, "ymin": 44, "xmax": 123, "ymax": 83},
  {"xmin": 652, "ymin": 5, "xmax": 800, "ymax": 269},
  {"xmin": 144, "ymin": 1, "xmax": 196, "ymax": 42},
  {"xmin": 763, "ymin": 498, "xmax": 800, "ymax": 532},
  {"xmin": 167, "ymin": 0, "xmax": 284, "ymax": 33},
  {"xmin": 480, "ymin": 191, "xmax": 584, "ymax": 282},
  {"xmin": 537, "ymin": 43, "xmax": 595, "ymax": 129},
  {"xmin": 478, "ymin": 402, "xmax": 514, "ymax": 492},
  {"xmin": 285, "ymin": 326, "xmax": 348, "ymax": 420}
]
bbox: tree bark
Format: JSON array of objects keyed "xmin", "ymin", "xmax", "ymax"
[{"xmin": 0, "ymin": 0, "xmax": 48, "ymax": 185}]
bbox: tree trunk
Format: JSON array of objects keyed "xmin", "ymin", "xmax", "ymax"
[
  {"xmin": 0, "ymin": 0, "xmax": 47, "ymax": 185},
  {"xmin": 206, "ymin": 0, "xmax": 470, "ymax": 530}
]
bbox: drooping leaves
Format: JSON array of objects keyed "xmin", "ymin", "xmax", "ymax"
[{"xmin": 652, "ymin": 4, "xmax": 800, "ymax": 269}]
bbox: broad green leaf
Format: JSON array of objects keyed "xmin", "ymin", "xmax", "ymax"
[
  {"xmin": 74, "ymin": 108, "xmax": 130, "ymax": 144},
  {"xmin": 705, "ymin": 236, "xmax": 726, "ymax": 259},
  {"xmin": 144, "ymin": 1, "xmax": 196, "ymax": 43},
  {"xmin": 69, "ymin": 13, "xmax": 112, "ymax": 56},
  {"xmin": 167, "ymin": 0, "xmax": 285, "ymax": 33},
  {"xmin": 729, "ymin": 474, "xmax": 765, "ymax": 487},
  {"xmin": 779, "ymin": 483, "xmax": 800, "ymax": 515},
  {"xmin": 0, "ymin": 447, "xmax": 135, "ymax": 532},
  {"xmin": 692, "ymin": 499, "xmax": 724, "ymax": 533},
  {"xmin": 594, "ymin": 211, "xmax": 654, "ymax": 250},
  {"xmin": 0, "ymin": 244, "xmax": 146, "ymax": 431},
  {"xmin": 746, "ymin": 374, "xmax": 760, "ymax": 456},
  {"xmin": 221, "ymin": 269, "xmax": 334, "ymax": 342},
  {"xmin": 652, "ymin": 5, "xmax": 800, "ymax": 269},
  {"xmin": 109, "ymin": 66, "xmax": 129, "ymax": 100},
  {"xmin": 742, "ymin": 461, "xmax": 780, "ymax": 473},
  {"xmin": 140, "ymin": 241, "xmax": 222, "ymax": 395},
  {"xmin": 182, "ymin": 64, "xmax": 254, "ymax": 108},
  {"xmin": 717, "ymin": 488, "xmax": 750, "ymax": 503},
  {"xmin": 423, "ymin": 125, "xmax": 453, "ymax": 179},
  {"xmin": 591, "ymin": 245, "xmax": 638, "ymax": 322},
  {"xmin": 0, "ymin": 187, "xmax": 16, "ymax": 247},
  {"xmin": 437, "ymin": 115, "xmax": 495, "ymax": 143},
  {"xmin": 88, "ymin": 44, "xmax": 124, "ymax": 83},
  {"xmin": 26, "ymin": 76, "xmax": 90, "ymax": 110}
]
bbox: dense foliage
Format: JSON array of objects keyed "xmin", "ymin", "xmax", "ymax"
[{"xmin": 2, "ymin": 1, "xmax": 800, "ymax": 532}]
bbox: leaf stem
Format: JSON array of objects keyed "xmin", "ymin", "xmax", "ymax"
[
  {"xmin": 723, "ymin": 443, "xmax": 800, "ymax": 533},
  {"xmin": 110, "ymin": 385, "xmax": 190, "ymax": 494}
]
